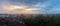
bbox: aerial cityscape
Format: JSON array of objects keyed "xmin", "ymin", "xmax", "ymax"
[{"xmin": 0, "ymin": 0, "xmax": 60, "ymax": 26}]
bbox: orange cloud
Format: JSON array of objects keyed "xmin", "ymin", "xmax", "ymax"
[{"xmin": 1, "ymin": 4, "xmax": 36, "ymax": 14}]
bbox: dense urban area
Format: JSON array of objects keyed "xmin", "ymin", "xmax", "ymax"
[{"xmin": 0, "ymin": 14, "xmax": 60, "ymax": 26}]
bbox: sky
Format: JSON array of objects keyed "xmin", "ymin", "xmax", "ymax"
[{"xmin": 0, "ymin": 0, "xmax": 60, "ymax": 14}]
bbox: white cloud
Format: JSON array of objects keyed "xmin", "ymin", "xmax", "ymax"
[{"xmin": 0, "ymin": 0, "xmax": 49, "ymax": 14}]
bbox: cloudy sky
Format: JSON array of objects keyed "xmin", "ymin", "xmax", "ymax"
[{"xmin": 0, "ymin": 0, "xmax": 60, "ymax": 14}]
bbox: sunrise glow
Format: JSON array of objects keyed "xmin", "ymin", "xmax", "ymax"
[
  {"xmin": 1, "ymin": 4, "xmax": 36, "ymax": 14},
  {"xmin": 0, "ymin": 0, "xmax": 59, "ymax": 14}
]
